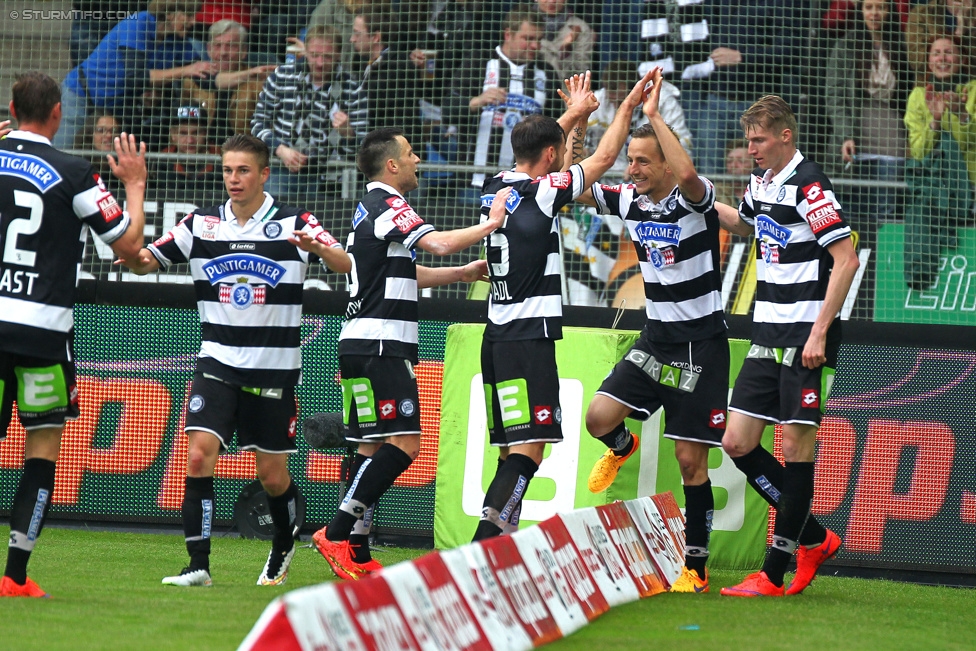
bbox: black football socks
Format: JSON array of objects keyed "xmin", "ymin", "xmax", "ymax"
[
  {"xmin": 326, "ymin": 443, "xmax": 412, "ymax": 542},
  {"xmin": 683, "ymin": 480, "xmax": 714, "ymax": 578},
  {"xmin": 473, "ymin": 453, "xmax": 539, "ymax": 541},
  {"xmin": 183, "ymin": 475, "xmax": 215, "ymax": 572},
  {"xmin": 4, "ymin": 458, "xmax": 55, "ymax": 584}
]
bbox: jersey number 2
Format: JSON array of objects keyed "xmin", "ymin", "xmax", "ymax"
[{"xmin": 3, "ymin": 190, "xmax": 44, "ymax": 267}]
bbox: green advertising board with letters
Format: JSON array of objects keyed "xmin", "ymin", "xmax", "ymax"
[
  {"xmin": 876, "ymin": 224, "xmax": 976, "ymax": 325},
  {"xmin": 433, "ymin": 324, "xmax": 774, "ymax": 570}
]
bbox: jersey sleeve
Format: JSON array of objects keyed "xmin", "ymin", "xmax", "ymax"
[
  {"xmin": 373, "ymin": 195, "xmax": 435, "ymax": 250},
  {"xmin": 739, "ymin": 176, "xmax": 758, "ymax": 227},
  {"xmin": 71, "ymin": 169, "xmax": 130, "ymax": 245},
  {"xmin": 591, "ymin": 182, "xmax": 634, "ymax": 221},
  {"xmin": 533, "ymin": 163, "xmax": 586, "ymax": 215},
  {"xmin": 796, "ymin": 177, "xmax": 851, "ymax": 247},
  {"xmin": 295, "ymin": 211, "xmax": 342, "ymax": 263},
  {"xmin": 147, "ymin": 212, "xmax": 195, "ymax": 268},
  {"xmin": 683, "ymin": 175, "xmax": 717, "ymax": 213}
]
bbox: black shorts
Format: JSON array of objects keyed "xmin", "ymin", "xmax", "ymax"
[
  {"xmin": 340, "ymin": 355, "xmax": 421, "ymax": 442},
  {"xmin": 729, "ymin": 341, "xmax": 840, "ymax": 426},
  {"xmin": 482, "ymin": 338, "xmax": 563, "ymax": 447},
  {"xmin": 0, "ymin": 353, "xmax": 80, "ymax": 437},
  {"xmin": 595, "ymin": 335, "xmax": 729, "ymax": 446},
  {"xmin": 184, "ymin": 372, "xmax": 298, "ymax": 453}
]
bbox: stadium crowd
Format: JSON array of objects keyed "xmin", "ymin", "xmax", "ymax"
[{"xmin": 56, "ymin": 1, "xmax": 976, "ymax": 301}]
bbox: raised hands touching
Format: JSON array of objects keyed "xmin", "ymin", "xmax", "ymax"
[
  {"xmin": 557, "ymin": 70, "xmax": 599, "ymax": 119},
  {"xmin": 638, "ymin": 67, "xmax": 664, "ymax": 119}
]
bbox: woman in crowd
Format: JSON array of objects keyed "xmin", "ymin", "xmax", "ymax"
[
  {"xmin": 826, "ymin": 0, "xmax": 912, "ymax": 228},
  {"xmin": 903, "ymin": 36, "xmax": 976, "ymax": 289}
]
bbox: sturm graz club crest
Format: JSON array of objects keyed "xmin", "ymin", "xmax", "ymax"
[
  {"xmin": 231, "ymin": 282, "xmax": 254, "ymax": 309},
  {"xmin": 263, "ymin": 221, "xmax": 282, "ymax": 239},
  {"xmin": 219, "ymin": 276, "xmax": 267, "ymax": 309}
]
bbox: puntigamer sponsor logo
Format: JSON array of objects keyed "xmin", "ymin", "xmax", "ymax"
[
  {"xmin": 0, "ymin": 152, "xmax": 62, "ymax": 192},
  {"xmin": 201, "ymin": 254, "xmax": 286, "ymax": 286}
]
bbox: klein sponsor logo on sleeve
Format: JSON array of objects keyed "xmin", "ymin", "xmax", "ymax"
[
  {"xmin": 601, "ymin": 184, "xmax": 622, "ymax": 194},
  {"xmin": 393, "ymin": 208, "xmax": 425, "ymax": 233},
  {"xmin": 547, "ymin": 171, "xmax": 571, "ymax": 189},
  {"xmin": 803, "ymin": 183, "xmax": 843, "ymax": 233},
  {"xmin": 315, "ymin": 230, "xmax": 339, "ymax": 247},
  {"xmin": 97, "ymin": 194, "xmax": 122, "ymax": 221}
]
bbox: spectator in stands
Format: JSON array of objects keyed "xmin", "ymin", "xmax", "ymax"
[
  {"xmin": 56, "ymin": 1, "xmax": 213, "ymax": 149},
  {"xmin": 251, "ymin": 24, "xmax": 367, "ymax": 219},
  {"xmin": 536, "ymin": 0, "xmax": 594, "ymax": 79},
  {"xmin": 184, "ymin": 20, "xmax": 276, "ymax": 145},
  {"xmin": 907, "ymin": 0, "xmax": 976, "ymax": 75},
  {"xmin": 826, "ymin": 0, "xmax": 912, "ymax": 231},
  {"xmin": 639, "ymin": 0, "xmax": 712, "ymax": 89},
  {"xmin": 680, "ymin": 1, "xmax": 805, "ymax": 176},
  {"xmin": 75, "ymin": 112, "xmax": 123, "ymax": 194},
  {"xmin": 444, "ymin": 4, "xmax": 564, "ymax": 189},
  {"xmin": 70, "ymin": 2, "xmax": 143, "ymax": 66},
  {"xmin": 308, "ymin": 0, "xmax": 392, "ymax": 66},
  {"xmin": 585, "ymin": 59, "xmax": 692, "ymax": 176},
  {"xmin": 903, "ymin": 36, "xmax": 975, "ymax": 289},
  {"xmin": 400, "ymin": 0, "xmax": 503, "ymax": 107},
  {"xmin": 349, "ymin": 7, "xmax": 425, "ymax": 148},
  {"xmin": 154, "ymin": 103, "xmax": 224, "ymax": 207}
]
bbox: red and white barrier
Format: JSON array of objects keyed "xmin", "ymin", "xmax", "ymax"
[{"xmin": 240, "ymin": 493, "xmax": 685, "ymax": 651}]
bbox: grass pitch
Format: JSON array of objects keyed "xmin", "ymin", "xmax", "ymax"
[{"xmin": 1, "ymin": 527, "xmax": 973, "ymax": 651}]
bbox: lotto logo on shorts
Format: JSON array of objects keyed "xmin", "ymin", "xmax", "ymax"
[
  {"xmin": 534, "ymin": 405, "xmax": 553, "ymax": 425},
  {"xmin": 801, "ymin": 388, "xmax": 820, "ymax": 408},
  {"xmin": 708, "ymin": 409, "xmax": 726, "ymax": 428},
  {"xmin": 379, "ymin": 399, "xmax": 397, "ymax": 420},
  {"xmin": 287, "ymin": 417, "xmax": 297, "ymax": 438}
]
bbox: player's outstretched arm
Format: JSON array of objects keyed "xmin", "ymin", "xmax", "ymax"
[
  {"xmin": 0, "ymin": 119, "xmax": 11, "ymax": 139},
  {"xmin": 642, "ymin": 67, "xmax": 706, "ymax": 204},
  {"xmin": 416, "ymin": 187, "xmax": 512, "ymax": 256},
  {"xmin": 289, "ymin": 230, "xmax": 352, "ymax": 273},
  {"xmin": 106, "ymin": 132, "xmax": 148, "ymax": 261},
  {"xmin": 802, "ymin": 235, "xmax": 859, "ymax": 369},
  {"xmin": 714, "ymin": 201, "xmax": 754, "ymax": 236},
  {"xmin": 579, "ymin": 69, "xmax": 654, "ymax": 187},
  {"xmin": 417, "ymin": 259, "xmax": 489, "ymax": 289},
  {"xmin": 115, "ymin": 247, "xmax": 161, "ymax": 275}
]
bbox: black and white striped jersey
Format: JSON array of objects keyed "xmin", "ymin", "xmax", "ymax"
[
  {"xmin": 738, "ymin": 151, "xmax": 851, "ymax": 347},
  {"xmin": 338, "ymin": 181, "xmax": 436, "ymax": 362},
  {"xmin": 0, "ymin": 130, "xmax": 130, "ymax": 360},
  {"xmin": 148, "ymin": 193, "xmax": 340, "ymax": 387},
  {"xmin": 479, "ymin": 165, "xmax": 586, "ymax": 342},
  {"xmin": 593, "ymin": 177, "xmax": 726, "ymax": 343}
]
